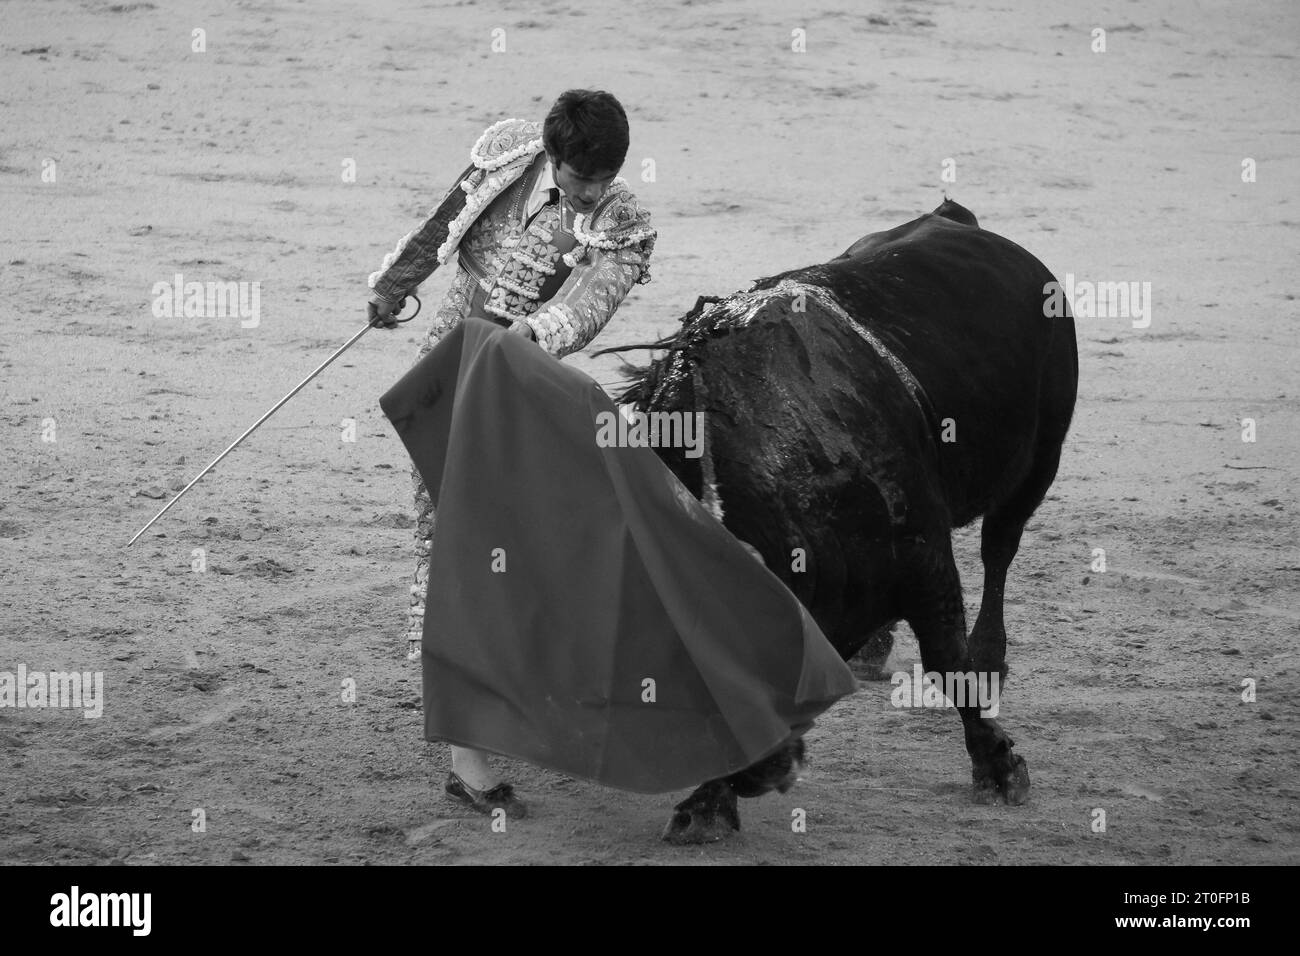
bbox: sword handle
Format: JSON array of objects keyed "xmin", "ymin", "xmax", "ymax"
[
  {"xmin": 395, "ymin": 293, "xmax": 422, "ymax": 323},
  {"xmin": 371, "ymin": 293, "xmax": 422, "ymax": 327}
]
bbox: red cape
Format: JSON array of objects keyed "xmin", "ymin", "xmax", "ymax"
[{"xmin": 380, "ymin": 318, "xmax": 855, "ymax": 793}]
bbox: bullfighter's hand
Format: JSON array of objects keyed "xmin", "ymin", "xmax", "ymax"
[{"xmin": 367, "ymin": 295, "xmax": 403, "ymax": 330}]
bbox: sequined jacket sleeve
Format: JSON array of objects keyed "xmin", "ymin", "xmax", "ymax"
[
  {"xmin": 525, "ymin": 241, "xmax": 651, "ymax": 357},
  {"xmin": 368, "ymin": 163, "xmax": 475, "ymax": 305}
]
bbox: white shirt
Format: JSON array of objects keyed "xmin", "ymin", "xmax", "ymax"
[{"xmin": 524, "ymin": 160, "xmax": 559, "ymax": 221}]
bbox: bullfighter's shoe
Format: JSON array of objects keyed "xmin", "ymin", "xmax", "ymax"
[{"xmin": 445, "ymin": 772, "xmax": 528, "ymax": 819}]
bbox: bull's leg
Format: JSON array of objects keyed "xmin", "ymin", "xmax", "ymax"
[
  {"xmin": 967, "ymin": 509, "xmax": 1024, "ymax": 681},
  {"xmin": 971, "ymin": 429, "xmax": 1068, "ymax": 679},
  {"xmin": 727, "ymin": 736, "xmax": 805, "ymax": 797},
  {"xmin": 902, "ymin": 538, "xmax": 1030, "ymax": 806},
  {"xmin": 661, "ymin": 738, "xmax": 805, "ymax": 844},
  {"xmin": 852, "ymin": 623, "xmax": 896, "ymax": 680}
]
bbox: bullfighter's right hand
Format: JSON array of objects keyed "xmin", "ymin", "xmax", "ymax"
[{"xmin": 367, "ymin": 295, "xmax": 403, "ymax": 329}]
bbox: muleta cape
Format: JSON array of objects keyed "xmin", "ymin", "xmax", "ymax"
[{"xmin": 379, "ymin": 318, "xmax": 857, "ymax": 794}]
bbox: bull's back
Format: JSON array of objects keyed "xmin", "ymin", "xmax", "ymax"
[{"xmin": 816, "ymin": 212, "xmax": 1078, "ymax": 525}]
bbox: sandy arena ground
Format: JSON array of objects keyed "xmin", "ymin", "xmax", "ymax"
[{"xmin": 1, "ymin": 0, "xmax": 1297, "ymax": 865}]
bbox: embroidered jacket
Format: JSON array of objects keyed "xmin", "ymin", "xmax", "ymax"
[{"xmin": 368, "ymin": 118, "xmax": 656, "ymax": 357}]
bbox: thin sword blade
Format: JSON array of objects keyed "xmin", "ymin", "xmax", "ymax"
[{"xmin": 125, "ymin": 322, "xmax": 374, "ymax": 547}]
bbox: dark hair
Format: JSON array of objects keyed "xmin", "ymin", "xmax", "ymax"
[{"xmin": 543, "ymin": 89, "xmax": 629, "ymax": 177}]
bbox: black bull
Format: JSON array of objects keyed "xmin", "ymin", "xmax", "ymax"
[{"xmin": 601, "ymin": 200, "xmax": 1079, "ymax": 843}]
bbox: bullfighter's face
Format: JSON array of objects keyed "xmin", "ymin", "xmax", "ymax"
[{"xmin": 550, "ymin": 154, "xmax": 619, "ymax": 216}]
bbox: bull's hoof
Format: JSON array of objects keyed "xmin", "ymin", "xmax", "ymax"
[
  {"xmin": 661, "ymin": 787, "xmax": 740, "ymax": 845},
  {"xmin": 972, "ymin": 754, "xmax": 1030, "ymax": 806},
  {"xmin": 661, "ymin": 805, "xmax": 740, "ymax": 845}
]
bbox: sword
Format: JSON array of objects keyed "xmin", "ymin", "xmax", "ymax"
[{"xmin": 125, "ymin": 295, "xmax": 421, "ymax": 547}]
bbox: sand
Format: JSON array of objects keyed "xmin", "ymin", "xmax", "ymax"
[{"xmin": 1, "ymin": 0, "xmax": 1296, "ymax": 864}]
